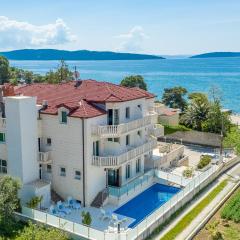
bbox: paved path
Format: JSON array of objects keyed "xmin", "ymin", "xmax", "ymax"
[{"xmin": 154, "ymin": 163, "xmax": 240, "ymax": 240}]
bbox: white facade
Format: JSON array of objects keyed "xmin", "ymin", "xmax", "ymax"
[{"xmin": 0, "ymin": 92, "xmax": 163, "ymax": 207}]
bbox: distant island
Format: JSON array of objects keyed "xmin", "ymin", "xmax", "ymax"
[
  {"xmin": 0, "ymin": 49, "xmax": 164, "ymax": 61},
  {"xmin": 191, "ymin": 52, "xmax": 240, "ymax": 58}
]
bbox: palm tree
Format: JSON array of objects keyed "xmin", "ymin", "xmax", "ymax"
[{"xmin": 181, "ymin": 98, "xmax": 209, "ymax": 131}]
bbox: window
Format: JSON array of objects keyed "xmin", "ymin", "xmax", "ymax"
[
  {"xmin": 93, "ymin": 141, "xmax": 99, "ymax": 156},
  {"xmin": 0, "ymin": 159, "xmax": 7, "ymax": 174},
  {"xmin": 125, "ymin": 164, "xmax": 131, "ymax": 179},
  {"xmin": 60, "ymin": 167, "xmax": 66, "ymax": 177},
  {"xmin": 74, "ymin": 170, "xmax": 81, "ymax": 180},
  {"xmin": 137, "ymin": 130, "xmax": 142, "ymax": 137},
  {"xmin": 136, "ymin": 158, "xmax": 141, "ymax": 173},
  {"xmin": 126, "ymin": 135, "xmax": 130, "ymax": 146},
  {"xmin": 107, "ymin": 138, "xmax": 120, "ymax": 143},
  {"xmin": 0, "ymin": 133, "xmax": 5, "ymax": 143},
  {"xmin": 47, "ymin": 138, "xmax": 52, "ymax": 146},
  {"xmin": 125, "ymin": 107, "xmax": 130, "ymax": 119},
  {"xmin": 61, "ymin": 111, "xmax": 67, "ymax": 124},
  {"xmin": 47, "ymin": 164, "xmax": 52, "ymax": 173},
  {"xmin": 137, "ymin": 104, "xmax": 142, "ymax": 111}
]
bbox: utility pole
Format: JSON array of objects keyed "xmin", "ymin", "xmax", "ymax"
[{"xmin": 220, "ymin": 114, "xmax": 224, "ymax": 162}]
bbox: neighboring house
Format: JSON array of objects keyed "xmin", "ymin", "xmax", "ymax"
[
  {"xmin": 0, "ymin": 80, "xmax": 164, "ymax": 207},
  {"xmin": 154, "ymin": 103, "xmax": 180, "ymax": 126}
]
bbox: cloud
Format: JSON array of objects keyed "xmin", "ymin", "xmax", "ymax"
[
  {"xmin": 0, "ymin": 16, "xmax": 76, "ymax": 49},
  {"xmin": 115, "ymin": 26, "xmax": 149, "ymax": 53}
]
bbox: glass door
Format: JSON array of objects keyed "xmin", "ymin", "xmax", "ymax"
[
  {"xmin": 107, "ymin": 109, "xmax": 119, "ymax": 125},
  {"xmin": 108, "ymin": 169, "xmax": 120, "ymax": 187}
]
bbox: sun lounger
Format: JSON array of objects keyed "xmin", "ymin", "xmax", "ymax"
[
  {"xmin": 57, "ymin": 201, "xmax": 71, "ymax": 214},
  {"xmin": 67, "ymin": 197, "xmax": 81, "ymax": 210}
]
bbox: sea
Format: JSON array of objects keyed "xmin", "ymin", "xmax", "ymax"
[{"xmin": 10, "ymin": 57, "xmax": 240, "ymax": 113}]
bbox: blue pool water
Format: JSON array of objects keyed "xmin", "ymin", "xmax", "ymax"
[{"xmin": 114, "ymin": 183, "xmax": 180, "ymax": 228}]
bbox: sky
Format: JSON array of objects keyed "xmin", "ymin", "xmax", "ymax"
[{"xmin": 0, "ymin": 0, "xmax": 240, "ymax": 55}]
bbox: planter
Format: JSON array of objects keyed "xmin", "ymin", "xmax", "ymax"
[{"xmin": 198, "ymin": 164, "xmax": 211, "ymax": 172}]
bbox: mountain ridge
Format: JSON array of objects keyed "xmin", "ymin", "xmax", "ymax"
[
  {"xmin": 190, "ymin": 52, "xmax": 240, "ymax": 58},
  {"xmin": 0, "ymin": 49, "xmax": 164, "ymax": 61}
]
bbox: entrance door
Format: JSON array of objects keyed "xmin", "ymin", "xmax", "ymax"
[{"xmin": 108, "ymin": 169, "xmax": 120, "ymax": 187}]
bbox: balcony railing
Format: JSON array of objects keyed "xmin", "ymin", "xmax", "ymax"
[
  {"xmin": 38, "ymin": 151, "xmax": 52, "ymax": 163},
  {"xmin": 148, "ymin": 124, "xmax": 164, "ymax": 138},
  {"xmin": 108, "ymin": 169, "xmax": 154, "ymax": 199},
  {"xmin": 0, "ymin": 118, "xmax": 6, "ymax": 129},
  {"xmin": 92, "ymin": 139, "xmax": 157, "ymax": 167},
  {"xmin": 92, "ymin": 113, "xmax": 157, "ymax": 137}
]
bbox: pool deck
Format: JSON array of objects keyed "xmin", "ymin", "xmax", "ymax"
[{"xmin": 47, "ymin": 203, "xmax": 135, "ymax": 231}]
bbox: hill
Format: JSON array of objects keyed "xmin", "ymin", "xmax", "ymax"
[
  {"xmin": 0, "ymin": 49, "xmax": 164, "ymax": 61},
  {"xmin": 191, "ymin": 52, "xmax": 240, "ymax": 58}
]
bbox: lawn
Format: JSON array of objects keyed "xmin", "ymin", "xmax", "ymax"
[
  {"xmin": 164, "ymin": 124, "xmax": 190, "ymax": 135},
  {"xmin": 194, "ymin": 187, "xmax": 240, "ymax": 240},
  {"xmin": 160, "ymin": 179, "xmax": 228, "ymax": 240}
]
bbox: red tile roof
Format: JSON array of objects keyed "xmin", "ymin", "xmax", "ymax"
[{"xmin": 15, "ymin": 80, "xmax": 155, "ymax": 118}]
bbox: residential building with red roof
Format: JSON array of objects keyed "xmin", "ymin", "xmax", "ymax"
[{"xmin": 0, "ymin": 80, "xmax": 164, "ymax": 209}]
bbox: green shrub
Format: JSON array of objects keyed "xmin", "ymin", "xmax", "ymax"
[
  {"xmin": 197, "ymin": 155, "xmax": 212, "ymax": 169},
  {"xmin": 221, "ymin": 189, "xmax": 240, "ymax": 222},
  {"xmin": 182, "ymin": 168, "xmax": 194, "ymax": 178},
  {"xmin": 81, "ymin": 211, "xmax": 92, "ymax": 226},
  {"xmin": 26, "ymin": 196, "xmax": 43, "ymax": 209}
]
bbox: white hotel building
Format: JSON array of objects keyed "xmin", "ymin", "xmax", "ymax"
[{"xmin": 0, "ymin": 80, "xmax": 164, "ymax": 208}]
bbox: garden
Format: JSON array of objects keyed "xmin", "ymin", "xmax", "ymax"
[{"xmin": 194, "ymin": 187, "xmax": 240, "ymax": 240}]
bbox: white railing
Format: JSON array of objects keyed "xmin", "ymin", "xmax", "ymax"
[
  {"xmin": 126, "ymin": 165, "xmax": 219, "ymax": 239},
  {"xmin": 0, "ymin": 118, "xmax": 6, "ymax": 128},
  {"xmin": 92, "ymin": 139, "xmax": 157, "ymax": 167},
  {"xmin": 19, "ymin": 165, "xmax": 220, "ymax": 240},
  {"xmin": 155, "ymin": 169, "xmax": 191, "ymax": 186},
  {"xmin": 20, "ymin": 207, "xmax": 114, "ymax": 240},
  {"xmin": 148, "ymin": 124, "xmax": 164, "ymax": 138},
  {"xmin": 108, "ymin": 170, "xmax": 154, "ymax": 199},
  {"xmin": 38, "ymin": 151, "xmax": 51, "ymax": 163},
  {"xmin": 92, "ymin": 114, "xmax": 157, "ymax": 137}
]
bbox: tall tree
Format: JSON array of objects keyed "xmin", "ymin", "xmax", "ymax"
[
  {"xmin": 202, "ymin": 100, "xmax": 231, "ymax": 134},
  {"xmin": 0, "ymin": 56, "xmax": 10, "ymax": 84},
  {"xmin": 162, "ymin": 86, "xmax": 187, "ymax": 111},
  {"xmin": 120, "ymin": 75, "xmax": 147, "ymax": 90},
  {"xmin": 56, "ymin": 60, "xmax": 73, "ymax": 83},
  {"xmin": 0, "ymin": 176, "xmax": 21, "ymax": 228}
]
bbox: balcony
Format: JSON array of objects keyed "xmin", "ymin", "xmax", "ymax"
[
  {"xmin": 148, "ymin": 124, "xmax": 164, "ymax": 138},
  {"xmin": 92, "ymin": 113, "xmax": 157, "ymax": 138},
  {"xmin": 92, "ymin": 139, "xmax": 157, "ymax": 167},
  {"xmin": 0, "ymin": 118, "xmax": 6, "ymax": 129},
  {"xmin": 38, "ymin": 151, "xmax": 52, "ymax": 164}
]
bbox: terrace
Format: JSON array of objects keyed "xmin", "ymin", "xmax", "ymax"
[{"xmin": 20, "ymin": 160, "xmax": 230, "ymax": 239}]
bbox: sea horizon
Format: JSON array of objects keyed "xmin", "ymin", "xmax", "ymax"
[{"xmin": 10, "ymin": 57, "xmax": 240, "ymax": 113}]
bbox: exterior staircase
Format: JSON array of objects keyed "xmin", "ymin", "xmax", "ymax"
[{"xmin": 91, "ymin": 188, "xmax": 108, "ymax": 208}]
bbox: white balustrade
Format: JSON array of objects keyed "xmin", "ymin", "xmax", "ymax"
[
  {"xmin": 0, "ymin": 118, "xmax": 6, "ymax": 129},
  {"xmin": 92, "ymin": 139, "xmax": 157, "ymax": 167},
  {"xmin": 38, "ymin": 151, "xmax": 51, "ymax": 163},
  {"xmin": 92, "ymin": 114, "xmax": 157, "ymax": 137}
]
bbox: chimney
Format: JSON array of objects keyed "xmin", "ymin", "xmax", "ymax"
[
  {"xmin": 41, "ymin": 100, "xmax": 48, "ymax": 110},
  {"xmin": 2, "ymin": 84, "xmax": 15, "ymax": 97}
]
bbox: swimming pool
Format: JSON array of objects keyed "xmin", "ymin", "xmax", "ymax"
[{"xmin": 114, "ymin": 183, "xmax": 181, "ymax": 228}]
